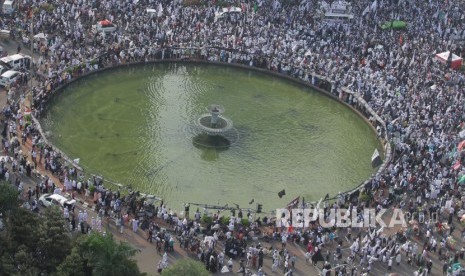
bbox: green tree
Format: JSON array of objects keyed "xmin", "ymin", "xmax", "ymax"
[
  {"xmin": 0, "ymin": 206, "xmax": 71, "ymax": 275},
  {"xmin": 54, "ymin": 243, "xmax": 87, "ymax": 276},
  {"xmin": 6, "ymin": 207, "xmax": 41, "ymax": 249},
  {"xmin": 0, "ymin": 181, "xmax": 19, "ymax": 215},
  {"xmin": 36, "ymin": 207, "xmax": 72, "ymax": 273},
  {"xmin": 162, "ymin": 259, "xmax": 209, "ymax": 276},
  {"xmin": 0, "ymin": 208, "xmax": 41, "ymax": 275},
  {"xmin": 56, "ymin": 233, "xmax": 143, "ymax": 276},
  {"xmin": 11, "ymin": 245, "xmax": 40, "ymax": 276},
  {"xmin": 83, "ymin": 233, "xmax": 141, "ymax": 276}
]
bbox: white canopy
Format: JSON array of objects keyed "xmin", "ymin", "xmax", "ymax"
[{"xmin": 33, "ymin": 33, "xmax": 47, "ymax": 40}]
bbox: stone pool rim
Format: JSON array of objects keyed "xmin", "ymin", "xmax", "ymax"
[{"xmin": 33, "ymin": 58, "xmax": 390, "ymax": 204}]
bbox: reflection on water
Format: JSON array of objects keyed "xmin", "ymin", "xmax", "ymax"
[
  {"xmin": 40, "ymin": 63, "xmax": 381, "ymax": 211},
  {"xmin": 192, "ymin": 134, "xmax": 231, "ymax": 149}
]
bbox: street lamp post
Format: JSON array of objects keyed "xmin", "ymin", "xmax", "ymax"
[{"xmin": 26, "ymin": 10, "xmax": 34, "ymax": 111}]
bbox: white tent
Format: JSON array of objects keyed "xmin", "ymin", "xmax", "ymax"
[{"xmin": 33, "ymin": 33, "xmax": 47, "ymax": 40}]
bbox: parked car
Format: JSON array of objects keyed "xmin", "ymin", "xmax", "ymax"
[
  {"xmin": 0, "ymin": 53, "xmax": 31, "ymax": 70},
  {"xmin": 38, "ymin": 193, "xmax": 76, "ymax": 210},
  {"xmin": 0, "ymin": 64, "xmax": 11, "ymax": 75},
  {"xmin": 0, "ymin": 70, "xmax": 20, "ymax": 87}
]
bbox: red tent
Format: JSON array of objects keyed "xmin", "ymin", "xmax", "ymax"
[
  {"xmin": 99, "ymin": 19, "xmax": 112, "ymax": 26},
  {"xmin": 435, "ymin": 51, "xmax": 463, "ymax": 70}
]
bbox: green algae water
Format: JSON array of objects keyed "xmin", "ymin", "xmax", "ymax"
[{"xmin": 40, "ymin": 63, "xmax": 382, "ymax": 211}]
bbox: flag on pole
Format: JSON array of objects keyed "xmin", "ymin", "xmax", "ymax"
[
  {"xmin": 286, "ymin": 196, "xmax": 300, "ymax": 209},
  {"xmin": 370, "ymin": 0, "xmax": 378, "ymax": 11},
  {"xmin": 409, "ymin": 51, "xmax": 416, "ymax": 67},
  {"xmin": 362, "ymin": 5, "xmax": 370, "ymax": 16}
]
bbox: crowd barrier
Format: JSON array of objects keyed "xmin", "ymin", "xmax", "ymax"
[{"xmin": 30, "ymin": 46, "xmax": 392, "ymax": 211}]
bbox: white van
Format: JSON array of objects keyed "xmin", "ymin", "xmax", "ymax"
[
  {"xmin": 0, "ymin": 70, "xmax": 20, "ymax": 87},
  {"xmin": 0, "ymin": 54, "xmax": 31, "ymax": 70},
  {"xmin": 0, "ymin": 64, "xmax": 10, "ymax": 75},
  {"xmin": 2, "ymin": 0, "xmax": 15, "ymax": 15}
]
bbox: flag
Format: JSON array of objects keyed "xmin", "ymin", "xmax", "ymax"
[
  {"xmin": 370, "ymin": 0, "xmax": 378, "ymax": 11},
  {"xmin": 453, "ymin": 160, "xmax": 461, "ymax": 170},
  {"xmin": 409, "ymin": 51, "xmax": 416, "ymax": 67},
  {"xmin": 458, "ymin": 140, "xmax": 465, "ymax": 151},
  {"xmin": 459, "ymin": 175, "xmax": 465, "ymax": 184},
  {"xmin": 286, "ymin": 196, "xmax": 300, "ymax": 209},
  {"xmin": 254, "ymin": 4, "xmax": 258, "ymax": 13},
  {"xmin": 362, "ymin": 5, "xmax": 370, "ymax": 16},
  {"xmin": 371, "ymin": 149, "xmax": 382, "ymax": 168}
]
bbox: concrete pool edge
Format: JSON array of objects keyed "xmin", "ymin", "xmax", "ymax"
[{"xmin": 33, "ymin": 57, "xmax": 391, "ymax": 204}]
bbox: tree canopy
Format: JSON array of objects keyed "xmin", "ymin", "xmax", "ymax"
[
  {"xmin": 56, "ymin": 233, "xmax": 144, "ymax": 276},
  {"xmin": 0, "ymin": 181, "xmax": 144, "ymax": 276},
  {"xmin": 0, "ymin": 181, "xmax": 19, "ymax": 214}
]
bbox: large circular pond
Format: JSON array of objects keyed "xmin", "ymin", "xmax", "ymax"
[{"xmin": 40, "ymin": 63, "xmax": 382, "ymax": 211}]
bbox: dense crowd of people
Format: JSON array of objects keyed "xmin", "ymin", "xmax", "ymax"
[{"xmin": 1, "ymin": 0, "xmax": 465, "ymax": 275}]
